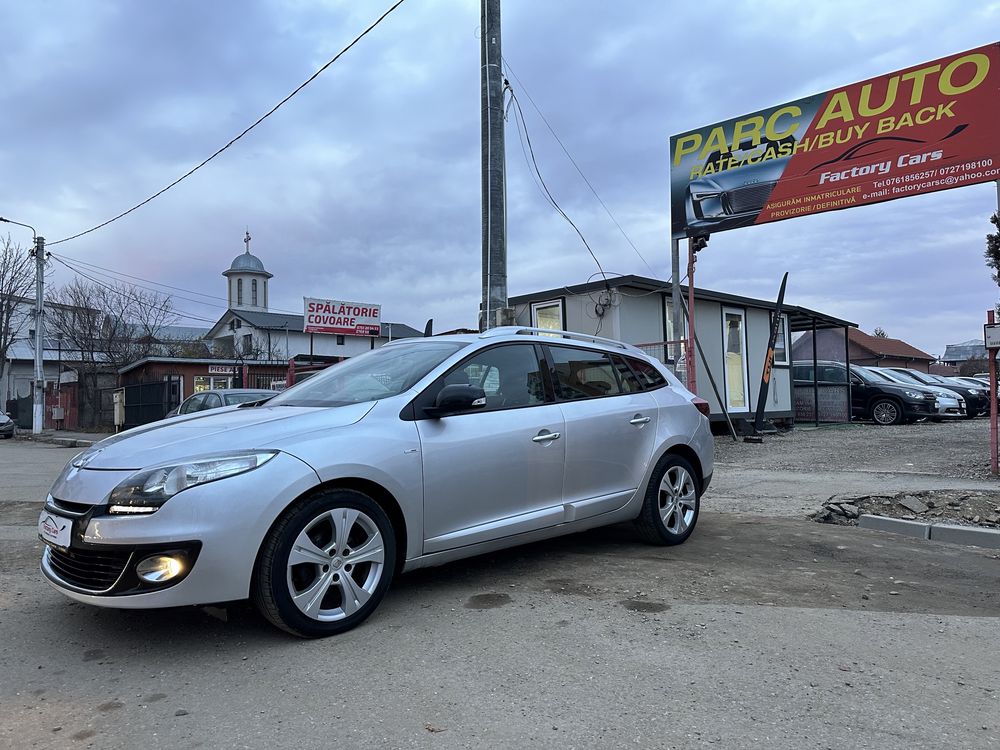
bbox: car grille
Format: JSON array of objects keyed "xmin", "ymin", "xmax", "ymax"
[
  {"xmin": 46, "ymin": 546, "xmax": 132, "ymax": 592},
  {"xmin": 49, "ymin": 497, "xmax": 94, "ymax": 516},
  {"xmin": 726, "ymin": 182, "xmax": 776, "ymax": 214}
]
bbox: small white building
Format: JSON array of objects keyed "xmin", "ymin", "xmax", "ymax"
[
  {"xmin": 510, "ymin": 275, "xmax": 854, "ymax": 427},
  {"xmin": 205, "ymin": 234, "xmax": 421, "ymax": 359}
]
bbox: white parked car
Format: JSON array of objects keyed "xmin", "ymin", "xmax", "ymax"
[{"xmin": 38, "ymin": 328, "xmax": 714, "ymax": 637}]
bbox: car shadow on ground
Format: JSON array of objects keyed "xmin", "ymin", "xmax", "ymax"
[{"xmin": 18, "ymin": 512, "xmax": 1000, "ymax": 654}]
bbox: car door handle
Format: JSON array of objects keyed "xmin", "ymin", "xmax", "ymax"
[
  {"xmin": 629, "ymin": 415, "xmax": 651, "ymax": 425},
  {"xmin": 532, "ymin": 431, "xmax": 561, "ymax": 443}
]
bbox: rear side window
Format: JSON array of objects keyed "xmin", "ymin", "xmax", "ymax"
[
  {"xmin": 625, "ymin": 356, "xmax": 667, "ymax": 390},
  {"xmin": 611, "ymin": 355, "xmax": 643, "ymax": 393},
  {"xmin": 549, "ymin": 347, "xmax": 623, "ymax": 400}
]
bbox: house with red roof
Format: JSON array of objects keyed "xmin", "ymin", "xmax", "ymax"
[{"xmin": 792, "ymin": 328, "xmax": 935, "ymax": 372}]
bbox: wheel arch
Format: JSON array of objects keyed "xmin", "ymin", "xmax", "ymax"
[
  {"xmin": 655, "ymin": 443, "xmax": 705, "ymax": 495},
  {"xmin": 252, "ymin": 477, "xmax": 409, "ymax": 582}
]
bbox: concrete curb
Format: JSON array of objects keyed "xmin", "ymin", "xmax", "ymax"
[
  {"xmin": 858, "ymin": 514, "xmax": 1000, "ymax": 550},
  {"xmin": 13, "ymin": 433, "xmax": 100, "ymax": 449}
]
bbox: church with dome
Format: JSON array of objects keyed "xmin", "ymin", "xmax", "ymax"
[{"xmin": 205, "ymin": 232, "xmax": 421, "ymax": 362}]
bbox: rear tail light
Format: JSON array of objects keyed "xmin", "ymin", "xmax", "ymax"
[{"xmin": 692, "ymin": 397, "xmax": 711, "ymax": 417}]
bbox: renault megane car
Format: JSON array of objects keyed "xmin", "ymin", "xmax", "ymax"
[{"xmin": 38, "ymin": 328, "xmax": 713, "ymax": 637}]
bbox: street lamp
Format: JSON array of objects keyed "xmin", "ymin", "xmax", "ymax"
[{"xmin": 0, "ymin": 216, "xmax": 45, "ymax": 435}]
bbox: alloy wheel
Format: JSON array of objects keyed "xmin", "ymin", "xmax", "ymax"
[
  {"xmin": 873, "ymin": 401, "xmax": 898, "ymax": 425},
  {"xmin": 658, "ymin": 465, "xmax": 697, "ymax": 535},
  {"xmin": 286, "ymin": 507, "xmax": 386, "ymax": 621}
]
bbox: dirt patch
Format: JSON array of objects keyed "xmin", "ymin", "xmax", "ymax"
[
  {"xmin": 812, "ymin": 489, "xmax": 1000, "ymax": 528},
  {"xmin": 715, "ymin": 418, "xmax": 993, "ymax": 480}
]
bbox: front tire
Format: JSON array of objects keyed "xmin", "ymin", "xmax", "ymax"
[
  {"xmin": 252, "ymin": 489, "xmax": 396, "ymax": 638},
  {"xmin": 871, "ymin": 398, "xmax": 903, "ymax": 425},
  {"xmin": 634, "ymin": 454, "xmax": 700, "ymax": 546}
]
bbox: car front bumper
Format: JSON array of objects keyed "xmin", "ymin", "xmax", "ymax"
[{"xmin": 40, "ymin": 451, "xmax": 320, "ymax": 609}]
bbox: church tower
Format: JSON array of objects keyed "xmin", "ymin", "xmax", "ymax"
[{"xmin": 223, "ymin": 231, "xmax": 273, "ymax": 311}]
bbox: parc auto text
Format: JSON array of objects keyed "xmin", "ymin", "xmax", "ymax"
[{"xmin": 672, "ymin": 52, "xmax": 991, "ymax": 180}]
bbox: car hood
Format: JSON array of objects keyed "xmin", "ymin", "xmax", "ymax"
[{"xmin": 75, "ymin": 402, "xmax": 376, "ymax": 470}]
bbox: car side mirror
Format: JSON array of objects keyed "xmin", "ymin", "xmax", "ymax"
[{"xmin": 423, "ymin": 384, "xmax": 487, "ymax": 418}]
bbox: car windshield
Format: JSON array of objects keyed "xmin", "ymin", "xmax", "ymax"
[
  {"xmin": 885, "ymin": 369, "xmax": 922, "ymax": 385},
  {"xmin": 225, "ymin": 392, "xmax": 273, "ymax": 406},
  {"xmin": 268, "ymin": 341, "xmax": 467, "ymax": 407},
  {"xmin": 860, "ymin": 367, "xmax": 894, "ymax": 384}
]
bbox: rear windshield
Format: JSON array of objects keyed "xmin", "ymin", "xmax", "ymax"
[
  {"xmin": 225, "ymin": 392, "xmax": 273, "ymax": 406},
  {"xmin": 268, "ymin": 341, "xmax": 467, "ymax": 407}
]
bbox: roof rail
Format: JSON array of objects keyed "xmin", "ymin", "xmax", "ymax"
[{"xmin": 478, "ymin": 326, "xmax": 642, "ymax": 352}]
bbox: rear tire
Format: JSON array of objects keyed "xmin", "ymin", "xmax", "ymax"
[
  {"xmin": 252, "ymin": 489, "xmax": 396, "ymax": 638},
  {"xmin": 634, "ymin": 454, "xmax": 701, "ymax": 546}
]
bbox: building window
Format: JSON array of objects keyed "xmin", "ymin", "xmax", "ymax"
[
  {"xmin": 264, "ymin": 281, "xmax": 268, "ymax": 309},
  {"xmin": 530, "ymin": 300, "xmax": 563, "ymax": 332},
  {"xmin": 243, "ymin": 333, "xmax": 253, "ymax": 352},
  {"xmin": 237, "ymin": 279, "xmax": 243, "ymax": 306},
  {"xmin": 336, "ymin": 335, "xmax": 345, "ymax": 346},
  {"xmin": 771, "ymin": 313, "xmax": 789, "ymax": 365},
  {"xmin": 252, "ymin": 279, "xmax": 258, "ymax": 307},
  {"xmin": 663, "ymin": 296, "xmax": 688, "ymax": 343}
]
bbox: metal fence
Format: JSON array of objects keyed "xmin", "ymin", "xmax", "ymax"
[{"xmin": 634, "ymin": 339, "xmax": 689, "ymax": 383}]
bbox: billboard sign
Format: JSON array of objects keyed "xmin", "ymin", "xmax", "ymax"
[
  {"xmin": 670, "ymin": 43, "xmax": 1000, "ymax": 239},
  {"xmin": 304, "ymin": 298, "xmax": 382, "ymax": 336}
]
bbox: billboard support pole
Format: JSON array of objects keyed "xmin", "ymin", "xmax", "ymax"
[
  {"xmin": 671, "ymin": 238, "xmax": 683, "ymax": 365},
  {"xmin": 686, "ymin": 238, "xmax": 698, "ymax": 394},
  {"xmin": 990, "ymin": 308, "xmax": 998, "ymax": 477}
]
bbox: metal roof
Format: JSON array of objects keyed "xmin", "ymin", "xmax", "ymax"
[{"xmin": 509, "ymin": 275, "xmax": 856, "ymax": 331}]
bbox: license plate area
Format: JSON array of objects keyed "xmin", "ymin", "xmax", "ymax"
[{"xmin": 38, "ymin": 511, "xmax": 73, "ymax": 549}]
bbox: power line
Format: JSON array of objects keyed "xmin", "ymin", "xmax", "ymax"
[
  {"xmin": 48, "ymin": 255, "xmax": 220, "ymax": 324},
  {"xmin": 502, "ymin": 57, "xmax": 658, "ymax": 278},
  {"xmin": 49, "ymin": 0, "xmax": 408, "ymax": 247},
  {"xmin": 49, "ymin": 252, "xmax": 305, "ymax": 316},
  {"xmin": 508, "ymin": 90, "xmax": 609, "ymax": 285},
  {"xmin": 53, "ymin": 254, "xmax": 227, "ymax": 315}
]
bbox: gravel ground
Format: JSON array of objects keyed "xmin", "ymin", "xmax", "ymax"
[{"xmin": 714, "ymin": 417, "xmax": 994, "ymax": 480}]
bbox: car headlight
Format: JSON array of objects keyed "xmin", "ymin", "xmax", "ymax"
[
  {"xmin": 108, "ymin": 451, "xmax": 279, "ymax": 514},
  {"xmin": 970, "ymin": 389, "xmax": 983, "ymax": 396},
  {"xmin": 688, "ymin": 189, "xmax": 726, "ymax": 219},
  {"xmin": 903, "ymin": 390, "xmax": 926, "ymax": 399}
]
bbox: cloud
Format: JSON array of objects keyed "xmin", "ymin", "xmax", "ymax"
[{"xmin": 0, "ymin": 0, "xmax": 996, "ymax": 357}]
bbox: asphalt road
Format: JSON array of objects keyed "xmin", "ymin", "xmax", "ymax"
[{"xmin": 1, "ymin": 440, "xmax": 998, "ymax": 749}]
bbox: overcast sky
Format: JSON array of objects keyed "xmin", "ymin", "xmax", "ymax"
[{"xmin": 2, "ymin": 0, "xmax": 998, "ymax": 355}]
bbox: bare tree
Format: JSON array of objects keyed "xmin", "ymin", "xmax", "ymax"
[
  {"xmin": 872, "ymin": 326, "xmax": 888, "ymax": 338},
  {"xmin": 47, "ymin": 278, "xmax": 177, "ymax": 426},
  {"xmin": 0, "ymin": 235, "xmax": 35, "ymax": 400},
  {"xmin": 984, "ymin": 212, "xmax": 1000, "ymax": 306}
]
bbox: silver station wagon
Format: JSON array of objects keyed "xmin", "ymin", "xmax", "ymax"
[{"xmin": 39, "ymin": 328, "xmax": 714, "ymax": 637}]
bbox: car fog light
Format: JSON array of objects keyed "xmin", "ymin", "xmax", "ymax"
[{"xmin": 136, "ymin": 555, "xmax": 184, "ymax": 583}]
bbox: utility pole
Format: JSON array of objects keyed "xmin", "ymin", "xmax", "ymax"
[
  {"xmin": 0, "ymin": 217, "xmax": 44, "ymax": 434},
  {"xmin": 480, "ymin": 0, "xmax": 509, "ymax": 330},
  {"xmin": 32, "ymin": 235, "xmax": 46, "ymax": 434}
]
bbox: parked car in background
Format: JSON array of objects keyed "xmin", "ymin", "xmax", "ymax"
[
  {"xmin": 880, "ymin": 368, "xmax": 986, "ymax": 418},
  {"xmin": 847, "ymin": 366, "xmax": 940, "ymax": 424},
  {"xmin": 792, "ymin": 361, "xmax": 939, "ymax": 425},
  {"xmin": 0, "ymin": 411, "xmax": 15, "ymax": 439},
  {"xmin": 37, "ymin": 328, "xmax": 713, "ymax": 637},
  {"xmin": 165, "ymin": 389, "xmax": 279, "ymax": 418},
  {"xmin": 866, "ymin": 367, "xmax": 965, "ymax": 420}
]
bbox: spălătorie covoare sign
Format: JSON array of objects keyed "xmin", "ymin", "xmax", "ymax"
[
  {"xmin": 303, "ymin": 298, "xmax": 381, "ymax": 336},
  {"xmin": 670, "ymin": 43, "xmax": 1000, "ymax": 239}
]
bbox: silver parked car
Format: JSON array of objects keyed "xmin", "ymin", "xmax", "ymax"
[
  {"xmin": 165, "ymin": 388, "xmax": 279, "ymax": 418},
  {"xmin": 37, "ymin": 328, "xmax": 713, "ymax": 637}
]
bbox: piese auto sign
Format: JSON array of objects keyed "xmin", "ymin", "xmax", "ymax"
[
  {"xmin": 303, "ymin": 298, "xmax": 381, "ymax": 336},
  {"xmin": 670, "ymin": 43, "xmax": 1000, "ymax": 239}
]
